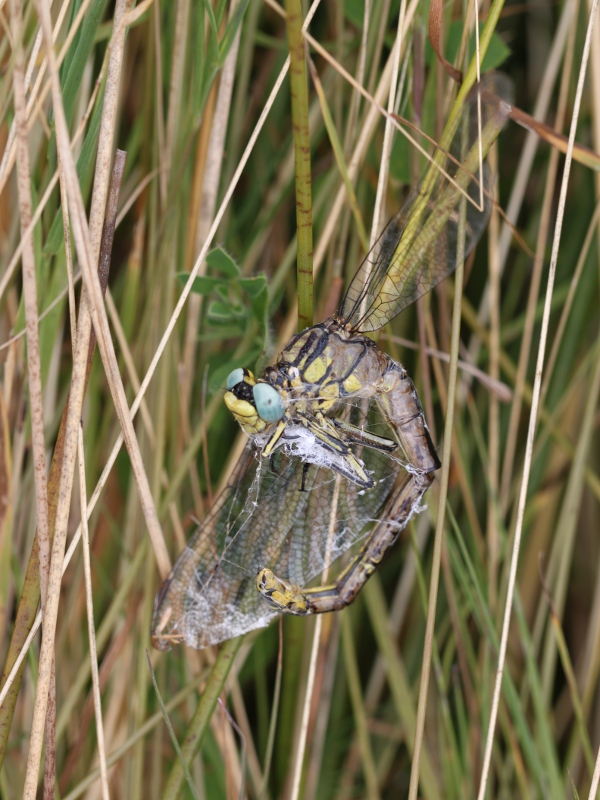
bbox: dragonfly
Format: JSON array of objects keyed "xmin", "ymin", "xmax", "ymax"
[{"xmin": 152, "ymin": 77, "xmax": 511, "ymax": 650}]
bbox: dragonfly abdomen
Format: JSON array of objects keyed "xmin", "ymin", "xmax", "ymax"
[{"xmin": 376, "ymin": 359, "xmax": 440, "ymax": 473}]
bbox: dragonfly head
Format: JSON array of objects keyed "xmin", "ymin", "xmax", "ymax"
[{"xmin": 224, "ymin": 368, "xmax": 285, "ymax": 434}]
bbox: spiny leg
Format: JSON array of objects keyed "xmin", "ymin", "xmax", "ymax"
[
  {"xmin": 299, "ymin": 462, "xmax": 310, "ymax": 492},
  {"xmin": 300, "ymin": 411, "xmax": 375, "ymax": 488},
  {"xmin": 256, "ymin": 470, "xmax": 433, "ymax": 615},
  {"xmin": 332, "ymin": 418, "xmax": 397, "ymax": 453}
]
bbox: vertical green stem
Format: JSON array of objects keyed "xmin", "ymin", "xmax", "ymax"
[
  {"xmin": 341, "ymin": 613, "xmax": 380, "ymax": 800},
  {"xmin": 285, "ymin": 0, "xmax": 313, "ymax": 331},
  {"xmin": 161, "ymin": 636, "xmax": 243, "ymax": 800}
]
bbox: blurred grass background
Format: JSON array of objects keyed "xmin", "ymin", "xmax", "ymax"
[{"xmin": 1, "ymin": 0, "xmax": 600, "ymax": 797}]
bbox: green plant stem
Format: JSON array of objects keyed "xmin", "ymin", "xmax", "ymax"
[
  {"xmin": 341, "ymin": 613, "xmax": 380, "ymax": 800},
  {"xmin": 364, "ymin": 576, "xmax": 441, "ymax": 800},
  {"xmin": 284, "ymin": 0, "xmax": 313, "ymax": 331},
  {"xmin": 161, "ymin": 636, "xmax": 243, "ymax": 800}
]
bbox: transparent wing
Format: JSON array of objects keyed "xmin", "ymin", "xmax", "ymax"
[
  {"xmin": 337, "ymin": 77, "xmax": 511, "ymax": 333},
  {"xmin": 152, "ymin": 401, "xmax": 408, "ymax": 649}
]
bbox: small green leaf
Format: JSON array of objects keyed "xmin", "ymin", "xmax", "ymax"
[
  {"xmin": 229, "ymin": 301, "xmax": 246, "ymax": 318},
  {"xmin": 238, "ymin": 275, "xmax": 267, "ymax": 298},
  {"xmin": 218, "ymin": 0, "xmax": 251, "ymax": 64},
  {"xmin": 177, "ymin": 273, "xmax": 227, "ymax": 295},
  {"xmin": 207, "ymin": 301, "xmax": 233, "ymax": 324},
  {"xmin": 206, "ymin": 247, "xmax": 240, "ymax": 277},
  {"xmin": 215, "ymin": 284, "xmax": 230, "ymax": 302},
  {"xmin": 207, "ymin": 300, "xmax": 246, "ymax": 324}
]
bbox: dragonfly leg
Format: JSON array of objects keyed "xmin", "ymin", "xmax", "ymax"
[
  {"xmin": 256, "ymin": 469, "xmax": 433, "ymax": 615},
  {"xmin": 301, "ymin": 412, "xmax": 375, "ymax": 488},
  {"xmin": 261, "ymin": 418, "xmax": 288, "ymax": 457},
  {"xmin": 332, "ymin": 418, "xmax": 397, "ymax": 453},
  {"xmin": 377, "ymin": 362, "xmax": 441, "ymax": 473}
]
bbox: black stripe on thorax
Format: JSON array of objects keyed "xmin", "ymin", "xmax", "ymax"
[
  {"xmin": 290, "ymin": 324, "xmax": 330, "ymax": 369},
  {"xmin": 329, "ymin": 337, "xmax": 371, "ymax": 396}
]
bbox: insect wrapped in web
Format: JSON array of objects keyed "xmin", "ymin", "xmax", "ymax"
[
  {"xmin": 152, "ymin": 401, "xmax": 428, "ymax": 650},
  {"xmin": 152, "ymin": 75, "xmax": 512, "ymax": 650}
]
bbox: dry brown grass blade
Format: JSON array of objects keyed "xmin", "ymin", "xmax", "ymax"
[
  {"xmin": 10, "ymin": 0, "xmax": 56, "ymax": 788},
  {"xmin": 0, "ymin": 151, "xmax": 125, "ymax": 771},
  {"xmin": 0, "ymin": 389, "xmax": 11, "ymax": 653},
  {"xmin": 27, "ymin": 16, "xmax": 176, "ymax": 785},
  {"xmin": 10, "ymin": 0, "xmax": 49, "ymax": 600},
  {"xmin": 508, "ymin": 102, "xmax": 600, "ymax": 170}
]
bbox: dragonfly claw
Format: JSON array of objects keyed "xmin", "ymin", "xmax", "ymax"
[{"xmin": 256, "ymin": 568, "xmax": 309, "ymax": 615}]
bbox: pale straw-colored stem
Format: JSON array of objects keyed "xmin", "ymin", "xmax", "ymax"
[{"xmin": 476, "ymin": 0, "xmax": 599, "ymax": 795}]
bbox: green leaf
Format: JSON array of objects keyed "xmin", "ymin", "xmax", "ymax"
[
  {"xmin": 178, "ymin": 273, "xmax": 228, "ymax": 295},
  {"xmin": 238, "ymin": 275, "xmax": 267, "ymax": 298},
  {"xmin": 207, "ymin": 301, "xmax": 233, "ymax": 324},
  {"xmin": 206, "ymin": 247, "xmax": 241, "ymax": 277},
  {"xmin": 215, "ymin": 284, "xmax": 230, "ymax": 302},
  {"xmin": 207, "ymin": 300, "xmax": 246, "ymax": 324},
  {"xmin": 250, "ymin": 291, "xmax": 269, "ymax": 331},
  {"xmin": 426, "ymin": 22, "xmax": 511, "ymax": 73},
  {"xmin": 200, "ymin": 0, "xmax": 219, "ymax": 51},
  {"xmin": 218, "ymin": 0, "xmax": 251, "ymax": 64},
  {"xmin": 62, "ymin": 0, "xmax": 108, "ymax": 124}
]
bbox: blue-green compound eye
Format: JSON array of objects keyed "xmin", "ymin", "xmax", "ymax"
[
  {"xmin": 252, "ymin": 383, "xmax": 285, "ymax": 422},
  {"xmin": 226, "ymin": 368, "xmax": 245, "ymax": 390}
]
